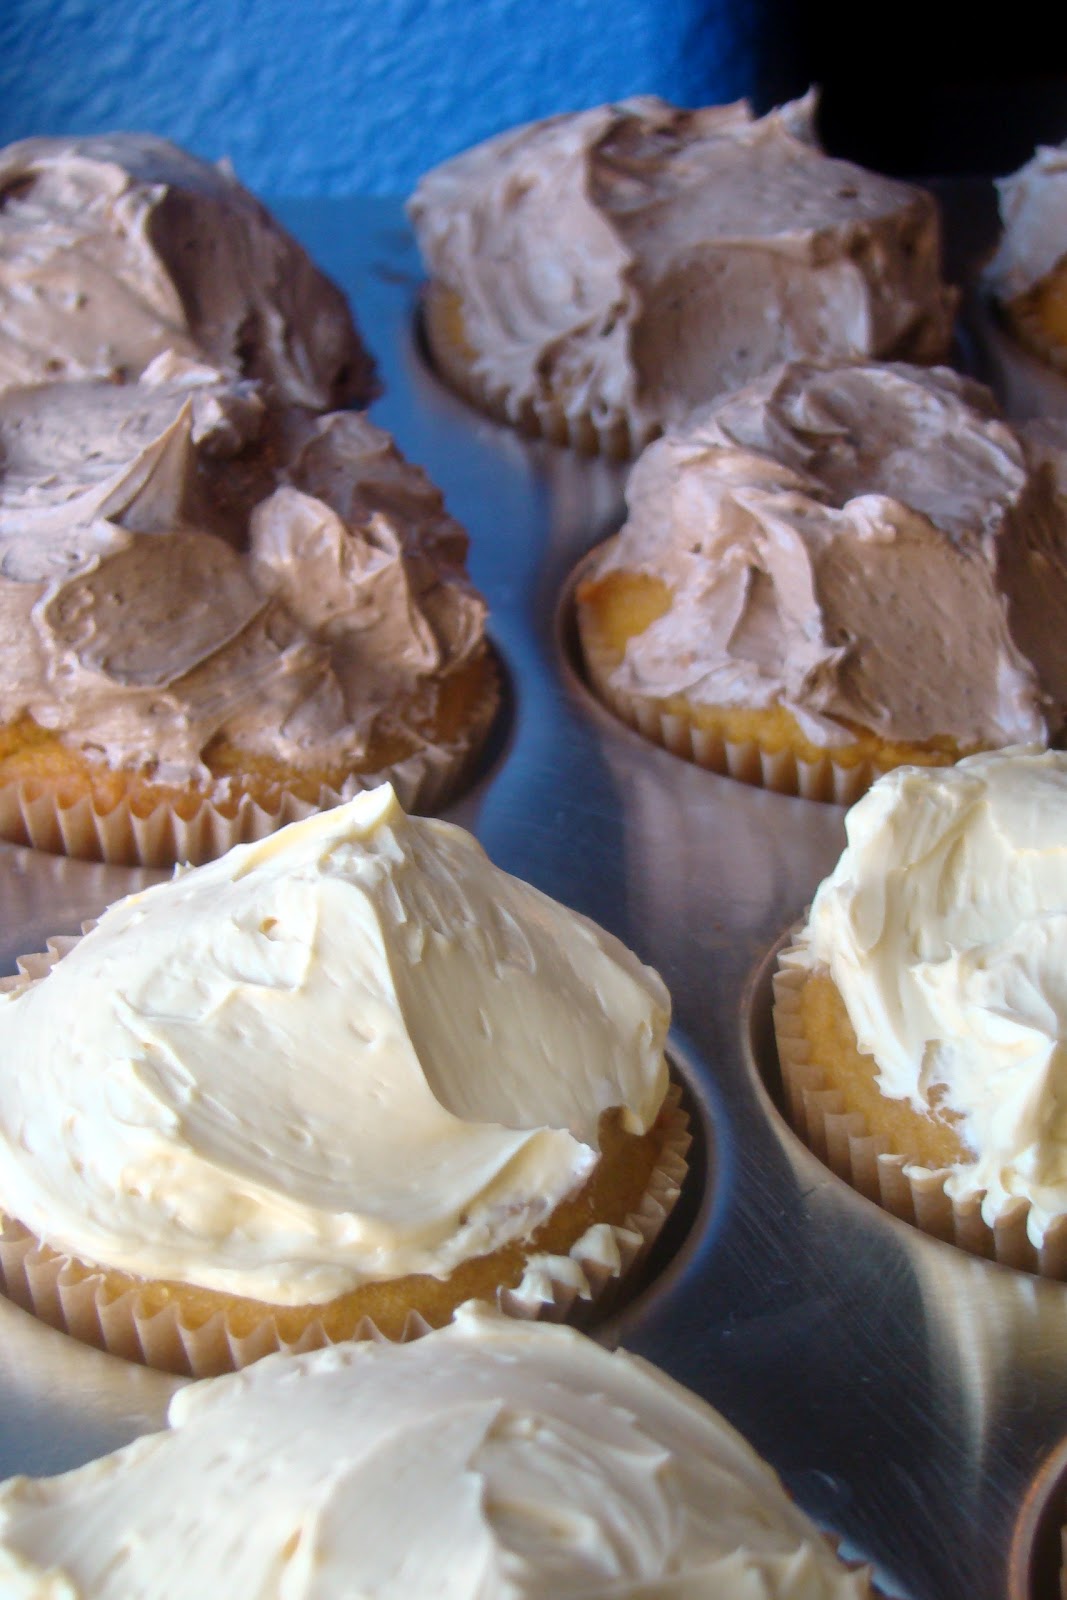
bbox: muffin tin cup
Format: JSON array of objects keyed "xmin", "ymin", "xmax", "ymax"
[
  {"xmin": 771, "ymin": 940, "xmax": 1067, "ymax": 1281},
  {"xmin": 0, "ymin": 926, "xmax": 690, "ymax": 1376},
  {"xmin": 0, "ymin": 706, "xmax": 495, "ymax": 869}
]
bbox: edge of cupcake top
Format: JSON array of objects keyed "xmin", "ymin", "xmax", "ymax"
[{"xmin": 0, "ymin": 1303, "xmax": 871, "ymax": 1600}]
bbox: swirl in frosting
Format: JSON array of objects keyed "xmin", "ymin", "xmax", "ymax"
[
  {"xmin": 0, "ymin": 134, "xmax": 374, "ymax": 409},
  {"xmin": 0, "ymin": 786, "xmax": 670, "ymax": 1301},
  {"xmin": 0, "ymin": 1305, "xmax": 868, "ymax": 1599},
  {"xmin": 583, "ymin": 360, "xmax": 1067, "ymax": 749},
  {"xmin": 0, "ymin": 357, "xmax": 489, "ymax": 780},
  {"xmin": 408, "ymin": 94, "xmax": 955, "ymax": 445}
]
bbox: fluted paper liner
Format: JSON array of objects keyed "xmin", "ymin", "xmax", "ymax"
[
  {"xmin": 0, "ymin": 682, "xmax": 498, "ymax": 868},
  {"xmin": 420, "ymin": 287, "xmax": 657, "ymax": 462},
  {"xmin": 771, "ymin": 942, "xmax": 1067, "ymax": 1278},
  {"xmin": 580, "ymin": 629, "xmax": 876, "ymax": 806},
  {"xmin": 0, "ymin": 934, "xmax": 688, "ymax": 1374}
]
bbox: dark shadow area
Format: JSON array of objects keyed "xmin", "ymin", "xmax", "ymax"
[{"xmin": 681, "ymin": 0, "xmax": 1067, "ymax": 178}]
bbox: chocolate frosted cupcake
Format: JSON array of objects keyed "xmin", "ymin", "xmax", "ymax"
[
  {"xmin": 408, "ymin": 95, "xmax": 955, "ymax": 457},
  {"xmin": 0, "ymin": 133, "xmax": 375, "ymax": 409},
  {"xmin": 576, "ymin": 360, "xmax": 1067, "ymax": 801},
  {"xmin": 773, "ymin": 748, "xmax": 1067, "ymax": 1276},
  {"xmin": 0, "ymin": 359, "xmax": 498, "ymax": 863},
  {"xmin": 0, "ymin": 787, "xmax": 686, "ymax": 1375},
  {"xmin": 0, "ymin": 1305, "xmax": 870, "ymax": 1597}
]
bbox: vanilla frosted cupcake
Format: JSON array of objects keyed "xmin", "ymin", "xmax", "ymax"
[
  {"xmin": 0, "ymin": 133, "xmax": 374, "ymax": 409},
  {"xmin": 0, "ymin": 787, "xmax": 685, "ymax": 1374},
  {"xmin": 0, "ymin": 1305, "xmax": 869, "ymax": 1598},
  {"xmin": 576, "ymin": 361, "xmax": 1067, "ymax": 802},
  {"xmin": 408, "ymin": 95, "xmax": 955, "ymax": 457},
  {"xmin": 986, "ymin": 139, "xmax": 1067, "ymax": 385},
  {"xmin": 0, "ymin": 359, "xmax": 498, "ymax": 863},
  {"xmin": 773, "ymin": 748, "xmax": 1067, "ymax": 1275}
]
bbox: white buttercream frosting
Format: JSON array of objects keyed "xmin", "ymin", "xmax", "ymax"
[
  {"xmin": 0, "ymin": 1305, "xmax": 869, "ymax": 1599},
  {"xmin": 583, "ymin": 361, "xmax": 1067, "ymax": 749},
  {"xmin": 986, "ymin": 139, "xmax": 1067, "ymax": 304},
  {"xmin": 0, "ymin": 787, "xmax": 669, "ymax": 1303},
  {"xmin": 409, "ymin": 95, "xmax": 955, "ymax": 444},
  {"xmin": 803, "ymin": 748, "xmax": 1067, "ymax": 1241}
]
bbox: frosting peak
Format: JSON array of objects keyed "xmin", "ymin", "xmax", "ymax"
[
  {"xmin": 0, "ymin": 133, "xmax": 374, "ymax": 409},
  {"xmin": 588, "ymin": 360, "xmax": 1067, "ymax": 749},
  {"xmin": 0, "ymin": 788, "xmax": 670, "ymax": 1301},
  {"xmin": 0, "ymin": 1308, "xmax": 869, "ymax": 1599}
]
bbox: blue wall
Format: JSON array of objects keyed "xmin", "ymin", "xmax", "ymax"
[{"xmin": 0, "ymin": 0, "xmax": 770, "ymax": 196}]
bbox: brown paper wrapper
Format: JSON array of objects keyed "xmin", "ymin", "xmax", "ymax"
[
  {"xmin": 0, "ymin": 1085, "xmax": 688, "ymax": 1378},
  {"xmin": 0, "ymin": 685, "xmax": 498, "ymax": 868},
  {"xmin": 771, "ymin": 943, "xmax": 1067, "ymax": 1278}
]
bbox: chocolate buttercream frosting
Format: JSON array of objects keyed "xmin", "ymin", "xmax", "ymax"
[
  {"xmin": 0, "ymin": 134, "xmax": 375, "ymax": 409},
  {"xmin": 0, "ymin": 357, "xmax": 489, "ymax": 781},
  {"xmin": 583, "ymin": 360, "xmax": 1067, "ymax": 749},
  {"xmin": 409, "ymin": 95, "xmax": 956, "ymax": 448}
]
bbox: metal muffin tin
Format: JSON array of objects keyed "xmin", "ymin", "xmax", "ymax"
[{"xmin": 1, "ymin": 198, "xmax": 1065, "ymax": 1600}]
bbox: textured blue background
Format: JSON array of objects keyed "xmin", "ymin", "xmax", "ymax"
[{"xmin": 0, "ymin": 0, "xmax": 770, "ymax": 196}]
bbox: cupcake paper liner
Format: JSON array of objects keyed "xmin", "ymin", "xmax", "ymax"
[
  {"xmin": 0, "ymin": 685, "xmax": 498, "ymax": 869},
  {"xmin": 771, "ymin": 944, "xmax": 1067, "ymax": 1279},
  {"xmin": 0, "ymin": 1085, "xmax": 687, "ymax": 1377},
  {"xmin": 0, "ymin": 928, "xmax": 689, "ymax": 1375},
  {"xmin": 580, "ymin": 631, "xmax": 876, "ymax": 806}
]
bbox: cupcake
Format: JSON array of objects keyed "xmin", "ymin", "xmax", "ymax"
[
  {"xmin": 575, "ymin": 360, "xmax": 1067, "ymax": 802},
  {"xmin": 0, "ymin": 357, "xmax": 499, "ymax": 864},
  {"xmin": 407, "ymin": 94, "xmax": 955, "ymax": 457},
  {"xmin": 0, "ymin": 133, "xmax": 375, "ymax": 409},
  {"xmin": 0, "ymin": 1304, "xmax": 870, "ymax": 1599},
  {"xmin": 773, "ymin": 747, "xmax": 1067, "ymax": 1276},
  {"xmin": 985, "ymin": 139, "xmax": 1067, "ymax": 385},
  {"xmin": 0, "ymin": 786, "xmax": 686, "ymax": 1374}
]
